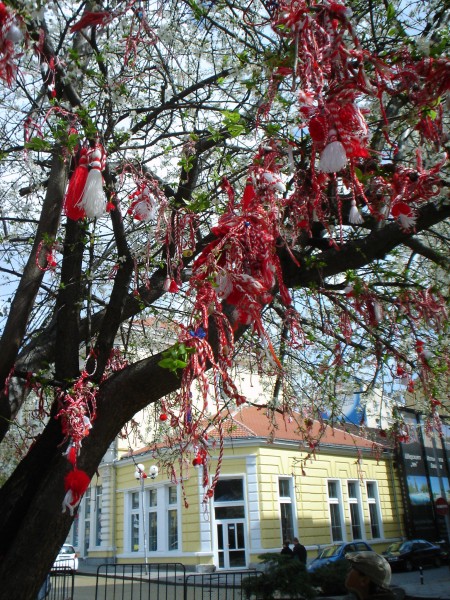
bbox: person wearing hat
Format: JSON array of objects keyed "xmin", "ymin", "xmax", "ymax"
[{"xmin": 345, "ymin": 551, "xmax": 397, "ymax": 600}]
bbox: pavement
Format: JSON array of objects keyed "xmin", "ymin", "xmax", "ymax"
[
  {"xmin": 390, "ymin": 565, "xmax": 450, "ymax": 599},
  {"xmin": 72, "ymin": 563, "xmax": 450, "ymax": 600}
]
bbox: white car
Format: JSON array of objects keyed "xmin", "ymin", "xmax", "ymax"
[{"xmin": 52, "ymin": 544, "xmax": 79, "ymax": 571}]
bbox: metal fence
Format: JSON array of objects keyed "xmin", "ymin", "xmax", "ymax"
[
  {"xmin": 48, "ymin": 568, "xmax": 75, "ymax": 600},
  {"xmin": 93, "ymin": 563, "xmax": 261, "ymax": 600},
  {"xmin": 184, "ymin": 570, "xmax": 260, "ymax": 600},
  {"xmin": 94, "ymin": 562, "xmax": 186, "ymax": 600}
]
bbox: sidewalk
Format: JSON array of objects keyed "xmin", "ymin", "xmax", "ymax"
[{"xmin": 75, "ymin": 564, "xmax": 450, "ymax": 600}]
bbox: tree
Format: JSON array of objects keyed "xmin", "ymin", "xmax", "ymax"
[{"xmin": 0, "ymin": 0, "xmax": 448, "ymax": 597}]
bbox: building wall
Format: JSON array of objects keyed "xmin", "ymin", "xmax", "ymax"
[{"xmin": 72, "ymin": 439, "xmax": 404, "ymax": 570}]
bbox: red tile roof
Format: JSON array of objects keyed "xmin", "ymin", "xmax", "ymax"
[
  {"xmin": 212, "ymin": 404, "xmax": 382, "ymax": 450},
  {"xmin": 124, "ymin": 404, "xmax": 384, "ymax": 459}
]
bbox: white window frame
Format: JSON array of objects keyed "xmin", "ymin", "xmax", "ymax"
[
  {"xmin": 327, "ymin": 479, "xmax": 345, "ymax": 542},
  {"xmin": 125, "ymin": 484, "xmax": 181, "ymax": 555},
  {"xmin": 366, "ymin": 481, "xmax": 383, "ymax": 539},
  {"xmin": 129, "ymin": 490, "xmax": 141, "ymax": 553},
  {"xmin": 347, "ymin": 480, "xmax": 364, "ymax": 540},
  {"xmin": 166, "ymin": 485, "xmax": 179, "ymax": 552},
  {"xmin": 278, "ymin": 477, "xmax": 296, "ymax": 543},
  {"xmin": 147, "ymin": 488, "xmax": 158, "ymax": 552},
  {"xmin": 94, "ymin": 485, "xmax": 102, "ymax": 547}
]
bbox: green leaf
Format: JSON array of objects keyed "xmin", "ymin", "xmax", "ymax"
[
  {"xmin": 386, "ymin": 2, "xmax": 396, "ymax": 21},
  {"xmin": 25, "ymin": 137, "xmax": 52, "ymax": 152},
  {"xmin": 227, "ymin": 124, "xmax": 245, "ymax": 138}
]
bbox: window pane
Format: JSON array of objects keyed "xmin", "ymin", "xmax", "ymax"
[
  {"xmin": 149, "ymin": 489, "xmax": 157, "ymax": 507},
  {"xmin": 367, "ymin": 482, "xmax": 375, "ymax": 499},
  {"xmin": 348, "ymin": 481, "xmax": 358, "ymax": 498},
  {"xmin": 369, "ymin": 503, "xmax": 381, "ymax": 538},
  {"xmin": 350, "ymin": 503, "xmax": 362, "ymax": 539},
  {"xmin": 95, "ymin": 486, "xmax": 102, "ymax": 546},
  {"xmin": 279, "ymin": 479, "xmax": 290, "ymax": 497},
  {"xmin": 168, "ymin": 486, "xmax": 177, "ymax": 505},
  {"xmin": 148, "ymin": 512, "xmax": 157, "ymax": 551},
  {"xmin": 85, "ymin": 488, "xmax": 91, "ymax": 517},
  {"xmin": 131, "ymin": 513, "xmax": 139, "ymax": 552},
  {"xmin": 330, "ymin": 504, "xmax": 343, "ymax": 541},
  {"xmin": 280, "ymin": 503, "xmax": 294, "ymax": 542},
  {"xmin": 214, "ymin": 479, "xmax": 244, "ymax": 502},
  {"xmin": 328, "ymin": 481, "xmax": 338, "ymax": 499},
  {"xmin": 131, "ymin": 492, "xmax": 139, "ymax": 510},
  {"xmin": 168, "ymin": 509, "xmax": 178, "ymax": 550},
  {"xmin": 215, "ymin": 505, "xmax": 245, "ymax": 519}
]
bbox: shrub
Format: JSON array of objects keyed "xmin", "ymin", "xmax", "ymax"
[
  {"xmin": 309, "ymin": 560, "xmax": 349, "ymax": 596},
  {"xmin": 242, "ymin": 553, "xmax": 317, "ymax": 600}
]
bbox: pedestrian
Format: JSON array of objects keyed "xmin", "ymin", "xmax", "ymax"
[
  {"xmin": 292, "ymin": 537, "xmax": 307, "ymax": 565},
  {"xmin": 345, "ymin": 551, "xmax": 396, "ymax": 600},
  {"xmin": 281, "ymin": 540, "xmax": 293, "ymax": 556}
]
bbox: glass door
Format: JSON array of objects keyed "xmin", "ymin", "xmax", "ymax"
[{"xmin": 216, "ymin": 520, "xmax": 246, "ymax": 569}]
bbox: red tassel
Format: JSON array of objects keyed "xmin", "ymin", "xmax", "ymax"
[
  {"xmin": 66, "ymin": 445, "xmax": 77, "ymax": 466},
  {"xmin": 63, "ymin": 147, "xmax": 88, "ymax": 221},
  {"xmin": 0, "ymin": 2, "xmax": 22, "ymax": 87},
  {"xmin": 242, "ymin": 179, "xmax": 256, "ymax": 210},
  {"xmin": 70, "ymin": 11, "xmax": 111, "ymax": 32},
  {"xmin": 62, "ymin": 469, "xmax": 90, "ymax": 515}
]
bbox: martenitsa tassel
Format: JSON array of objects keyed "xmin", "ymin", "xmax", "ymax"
[
  {"xmin": 78, "ymin": 144, "xmax": 107, "ymax": 218},
  {"xmin": 63, "ymin": 146, "xmax": 88, "ymax": 221}
]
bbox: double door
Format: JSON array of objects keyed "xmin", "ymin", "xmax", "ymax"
[{"xmin": 216, "ymin": 520, "xmax": 246, "ymax": 569}]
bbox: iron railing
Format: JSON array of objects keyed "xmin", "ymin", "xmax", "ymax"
[{"xmin": 93, "ymin": 563, "xmax": 261, "ymax": 600}]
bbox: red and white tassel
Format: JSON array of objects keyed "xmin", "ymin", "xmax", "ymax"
[
  {"xmin": 261, "ymin": 171, "xmax": 286, "ymax": 194},
  {"xmin": 391, "ymin": 202, "xmax": 416, "ymax": 231},
  {"xmin": 128, "ymin": 185, "xmax": 158, "ymax": 222},
  {"xmin": 318, "ymin": 129, "xmax": 347, "ymax": 173},
  {"xmin": 62, "ymin": 469, "xmax": 90, "ymax": 516},
  {"xmin": 348, "ymin": 199, "xmax": 363, "ymax": 224},
  {"xmin": 163, "ymin": 275, "xmax": 179, "ymax": 293},
  {"xmin": 0, "ymin": 2, "xmax": 22, "ymax": 86},
  {"xmin": 63, "ymin": 146, "xmax": 88, "ymax": 220},
  {"xmin": 78, "ymin": 144, "xmax": 107, "ymax": 218}
]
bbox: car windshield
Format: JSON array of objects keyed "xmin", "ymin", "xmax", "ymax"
[
  {"xmin": 59, "ymin": 546, "xmax": 74, "ymax": 555},
  {"xmin": 387, "ymin": 542, "xmax": 402, "ymax": 552},
  {"xmin": 320, "ymin": 545, "xmax": 341, "ymax": 558},
  {"xmin": 388, "ymin": 542, "xmax": 412, "ymax": 553}
]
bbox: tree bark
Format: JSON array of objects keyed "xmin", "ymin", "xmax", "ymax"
[{"xmin": 0, "ymin": 148, "xmax": 67, "ymax": 440}]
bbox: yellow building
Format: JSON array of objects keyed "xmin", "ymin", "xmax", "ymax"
[{"xmin": 68, "ymin": 405, "xmax": 405, "ymax": 570}]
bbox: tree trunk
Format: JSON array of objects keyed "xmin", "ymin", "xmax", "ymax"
[{"xmin": 0, "ymin": 350, "xmax": 180, "ymax": 599}]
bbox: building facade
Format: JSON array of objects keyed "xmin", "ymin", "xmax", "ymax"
[{"xmin": 67, "ymin": 405, "xmax": 405, "ymax": 570}]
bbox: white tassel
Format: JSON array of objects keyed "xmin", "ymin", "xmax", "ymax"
[
  {"xmin": 78, "ymin": 147, "xmax": 106, "ymax": 218},
  {"xmin": 6, "ymin": 24, "xmax": 23, "ymax": 43},
  {"xmin": 133, "ymin": 187, "xmax": 158, "ymax": 221},
  {"xmin": 62, "ymin": 490, "xmax": 80, "ymax": 516},
  {"xmin": 397, "ymin": 213, "xmax": 416, "ymax": 230},
  {"xmin": 318, "ymin": 129, "xmax": 347, "ymax": 173},
  {"xmin": 373, "ymin": 301, "xmax": 383, "ymax": 324},
  {"xmin": 261, "ymin": 171, "xmax": 286, "ymax": 193},
  {"xmin": 349, "ymin": 199, "xmax": 363, "ymax": 224},
  {"xmin": 392, "ymin": 202, "xmax": 416, "ymax": 231}
]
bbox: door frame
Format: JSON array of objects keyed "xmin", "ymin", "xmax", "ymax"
[{"xmin": 215, "ymin": 518, "xmax": 248, "ymax": 570}]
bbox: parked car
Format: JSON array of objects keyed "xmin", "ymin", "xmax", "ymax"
[
  {"xmin": 382, "ymin": 539, "xmax": 447, "ymax": 571},
  {"xmin": 52, "ymin": 544, "xmax": 79, "ymax": 571},
  {"xmin": 307, "ymin": 541, "xmax": 373, "ymax": 572}
]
